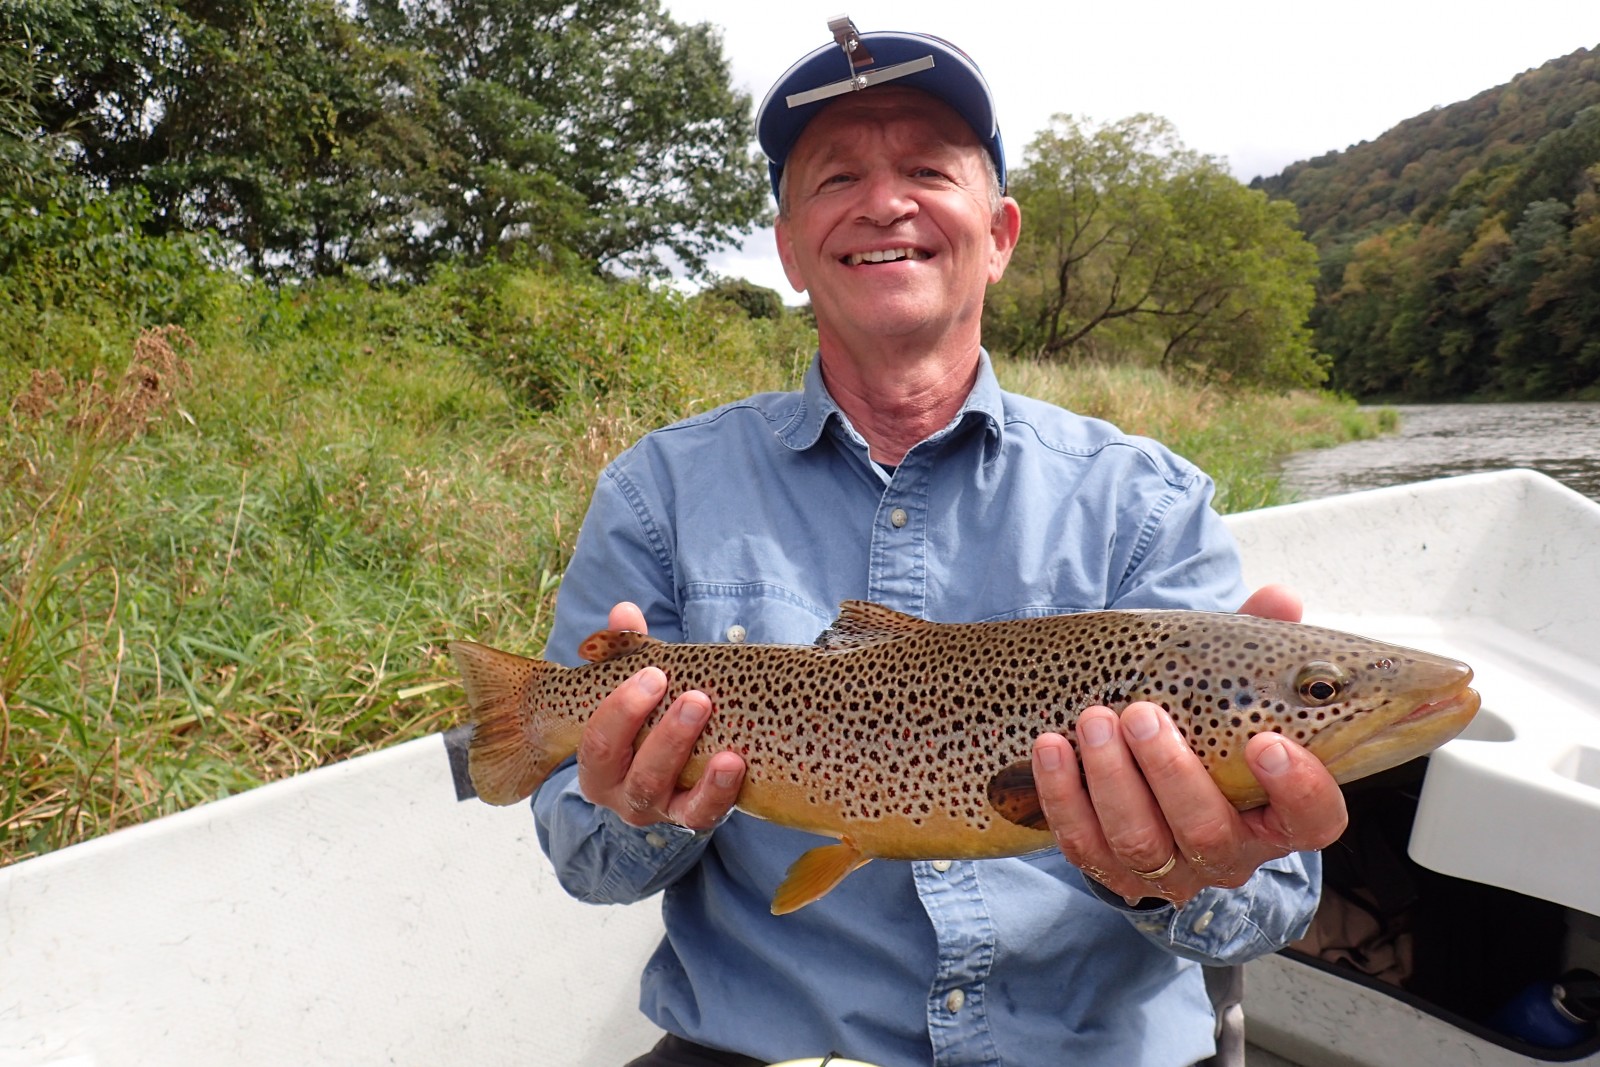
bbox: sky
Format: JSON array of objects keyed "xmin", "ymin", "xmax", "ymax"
[{"xmin": 659, "ymin": 0, "xmax": 1599, "ymax": 301}]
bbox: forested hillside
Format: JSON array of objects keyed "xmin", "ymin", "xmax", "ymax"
[{"xmin": 1253, "ymin": 46, "xmax": 1600, "ymax": 399}]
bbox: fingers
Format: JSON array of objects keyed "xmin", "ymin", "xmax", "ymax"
[
  {"xmin": 1238, "ymin": 584, "xmax": 1302, "ymax": 623},
  {"xmin": 576, "ymin": 602, "xmax": 743, "ymax": 833},
  {"xmin": 1034, "ymin": 707, "xmax": 1199, "ymax": 904},
  {"xmin": 1116, "ymin": 703, "xmax": 1256, "ymax": 888},
  {"xmin": 669, "ymin": 751, "xmax": 745, "ymax": 831},
  {"xmin": 1237, "ymin": 732, "xmax": 1348, "ymax": 852},
  {"xmin": 1036, "ymin": 700, "xmax": 1341, "ymax": 905},
  {"xmin": 1032, "ymin": 727, "xmax": 1160, "ymax": 902},
  {"xmin": 608, "ymin": 600, "xmax": 648, "ymax": 634},
  {"xmin": 1076, "ymin": 708, "xmax": 1185, "ymax": 888},
  {"xmin": 575, "ymin": 665, "xmax": 667, "ymax": 818}
]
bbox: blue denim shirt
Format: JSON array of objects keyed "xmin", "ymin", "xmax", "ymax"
[{"xmin": 534, "ymin": 353, "xmax": 1320, "ymax": 1067}]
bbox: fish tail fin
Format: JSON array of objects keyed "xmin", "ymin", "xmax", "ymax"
[
  {"xmin": 770, "ymin": 838, "xmax": 871, "ymax": 915},
  {"xmin": 449, "ymin": 640, "xmax": 571, "ymax": 806}
]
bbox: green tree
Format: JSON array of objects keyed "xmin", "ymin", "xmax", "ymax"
[
  {"xmin": 149, "ymin": 0, "xmax": 438, "ymax": 275},
  {"xmin": 361, "ymin": 0, "xmax": 769, "ymax": 277},
  {"xmin": 3, "ymin": 0, "xmax": 435, "ymax": 275},
  {"xmin": 1488, "ymin": 179, "xmax": 1600, "ymax": 396},
  {"xmin": 4, "ymin": 0, "xmax": 768, "ymax": 278},
  {"xmin": 989, "ymin": 114, "xmax": 1324, "ymax": 389}
]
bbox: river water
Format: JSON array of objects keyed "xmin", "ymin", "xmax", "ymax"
[{"xmin": 1278, "ymin": 402, "xmax": 1600, "ymax": 504}]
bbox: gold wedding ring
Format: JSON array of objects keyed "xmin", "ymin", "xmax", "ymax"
[{"xmin": 1132, "ymin": 853, "xmax": 1178, "ymax": 881}]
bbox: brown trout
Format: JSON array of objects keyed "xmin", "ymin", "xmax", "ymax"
[{"xmin": 451, "ymin": 601, "xmax": 1478, "ymax": 914}]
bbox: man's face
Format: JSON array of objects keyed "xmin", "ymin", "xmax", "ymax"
[{"xmin": 774, "ymin": 87, "xmax": 1020, "ymax": 348}]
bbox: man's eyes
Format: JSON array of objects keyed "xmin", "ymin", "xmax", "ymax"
[{"xmin": 814, "ymin": 165, "xmax": 952, "ymax": 189}]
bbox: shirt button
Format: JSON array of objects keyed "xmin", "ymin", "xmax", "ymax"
[
  {"xmin": 889, "ymin": 507, "xmax": 909, "ymax": 528},
  {"xmin": 645, "ymin": 832, "xmax": 668, "ymax": 849},
  {"xmin": 1191, "ymin": 909, "xmax": 1216, "ymax": 934},
  {"xmin": 725, "ymin": 624, "xmax": 747, "ymax": 643},
  {"xmin": 931, "ymin": 860, "xmax": 952, "ymax": 873},
  {"xmin": 945, "ymin": 988, "xmax": 966, "ymax": 1013}
]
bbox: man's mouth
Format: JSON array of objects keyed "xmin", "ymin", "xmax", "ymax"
[{"xmin": 842, "ymin": 248, "xmax": 930, "ymax": 266}]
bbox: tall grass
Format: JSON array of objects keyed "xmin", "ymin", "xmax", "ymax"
[
  {"xmin": 0, "ymin": 268, "xmax": 1383, "ymax": 866},
  {"xmin": 996, "ymin": 358, "xmax": 1388, "ymax": 512}
]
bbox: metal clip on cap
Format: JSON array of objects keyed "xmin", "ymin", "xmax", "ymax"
[
  {"xmin": 785, "ymin": 14, "xmax": 936, "ymax": 110},
  {"xmin": 829, "ymin": 14, "xmax": 873, "ymax": 66}
]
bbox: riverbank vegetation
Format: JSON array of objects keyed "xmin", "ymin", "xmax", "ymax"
[
  {"xmin": 0, "ymin": 262, "xmax": 1386, "ymax": 865},
  {"xmin": 2, "ymin": 1, "xmax": 1393, "ymax": 863}
]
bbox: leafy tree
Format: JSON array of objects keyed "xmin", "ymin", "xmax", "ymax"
[
  {"xmin": 148, "ymin": 0, "xmax": 438, "ymax": 275},
  {"xmin": 3, "ymin": 0, "xmax": 768, "ymax": 278},
  {"xmin": 0, "ymin": 0, "xmax": 163, "ymax": 191},
  {"xmin": 3, "ymin": 0, "xmax": 436, "ymax": 275},
  {"xmin": 1487, "ymin": 180, "xmax": 1600, "ymax": 395},
  {"xmin": 360, "ymin": 0, "xmax": 769, "ymax": 277},
  {"xmin": 989, "ymin": 114, "xmax": 1324, "ymax": 390},
  {"xmin": 698, "ymin": 277, "xmax": 785, "ymax": 320}
]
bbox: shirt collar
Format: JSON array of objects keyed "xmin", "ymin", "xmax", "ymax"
[{"xmin": 777, "ymin": 350, "xmax": 1006, "ymax": 460}]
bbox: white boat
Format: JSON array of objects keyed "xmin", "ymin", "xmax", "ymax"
[
  {"xmin": 3, "ymin": 468, "xmax": 1597, "ymax": 1066},
  {"xmin": 1229, "ymin": 468, "xmax": 1600, "ymax": 1067}
]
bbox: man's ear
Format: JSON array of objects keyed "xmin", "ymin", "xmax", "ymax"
[
  {"xmin": 774, "ymin": 214, "xmax": 809, "ymax": 294},
  {"xmin": 988, "ymin": 197, "xmax": 1022, "ymax": 284}
]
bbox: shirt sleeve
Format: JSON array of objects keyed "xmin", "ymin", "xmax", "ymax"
[
  {"xmin": 531, "ymin": 459, "xmax": 712, "ymax": 906},
  {"xmin": 1079, "ymin": 852, "xmax": 1322, "ymax": 965},
  {"xmin": 1109, "ymin": 458, "xmax": 1251, "ymax": 613}
]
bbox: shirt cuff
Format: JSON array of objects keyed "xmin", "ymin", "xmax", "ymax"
[{"xmin": 592, "ymin": 807, "xmax": 719, "ymax": 900}]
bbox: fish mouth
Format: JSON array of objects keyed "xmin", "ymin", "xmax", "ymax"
[
  {"xmin": 1318, "ymin": 685, "xmax": 1481, "ymax": 786},
  {"xmin": 1396, "ymin": 687, "xmax": 1481, "ymax": 726}
]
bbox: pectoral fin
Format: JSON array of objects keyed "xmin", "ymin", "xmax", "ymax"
[
  {"xmin": 770, "ymin": 838, "xmax": 871, "ymax": 915},
  {"xmin": 986, "ymin": 760, "xmax": 1048, "ymax": 830}
]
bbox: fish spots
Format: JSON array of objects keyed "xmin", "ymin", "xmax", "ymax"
[{"xmin": 540, "ymin": 607, "xmax": 1471, "ymax": 830}]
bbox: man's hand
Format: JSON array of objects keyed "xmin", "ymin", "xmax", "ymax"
[
  {"xmin": 1030, "ymin": 584, "xmax": 1349, "ymax": 905},
  {"xmin": 574, "ymin": 602, "xmax": 746, "ymax": 832}
]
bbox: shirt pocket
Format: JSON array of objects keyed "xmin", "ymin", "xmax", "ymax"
[{"xmin": 680, "ymin": 582, "xmax": 835, "ymax": 646}]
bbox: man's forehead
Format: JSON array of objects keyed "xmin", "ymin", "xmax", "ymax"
[{"xmin": 788, "ymin": 87, "xmax": 983, "ymax": 163}]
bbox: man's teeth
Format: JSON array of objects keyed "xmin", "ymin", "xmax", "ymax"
[{"xmin": 845, "ymin": 248, "xmax": 928, "ymax": 266}]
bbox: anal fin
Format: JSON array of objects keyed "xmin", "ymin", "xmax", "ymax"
[
  {"xmin": 986, "ymin": 760, "xmax": 1048, "ymax": 830},
  {"xmin": 770, "ymin": 838, "xmax": 871, "ymax": 915}
]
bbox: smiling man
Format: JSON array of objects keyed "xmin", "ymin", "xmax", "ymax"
[{"xmin": 531, "ymin": 19, "xmax": 1345, "ymax": 1067}]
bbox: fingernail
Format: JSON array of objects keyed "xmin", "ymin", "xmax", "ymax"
[
  {"xmin": 1124, "ymin": 705, "xmax": 1160, "ymax": 741},
  {"xmin": 712, "ymin": 767, "xmax": 738, "ymax": 789},
  {"xmin": 676, "ymin": 696, "xmax": 705, "ymax": 726},
  {"xmin": 635, "ymin": 667, "xmax": 666, "ymax": 699},
  {"xmin": 1080, "ymin": 716, "xmax": 1112, "ymax": 747},
  {"xmin": 1258, "ymin": 738, "xmax": 1291, "ymax": 776},
  {"xmin": 1038, "ymin": 744, "xmax": 1062, "ymax": 771}
]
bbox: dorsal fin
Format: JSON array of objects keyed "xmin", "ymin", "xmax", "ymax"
[
  {"xmin": 814, "ymin": 600, "xmax": 930, "ymax": 651},
  {"xmin": 576, "ymin": 628, "xmax": 661, "ymax": 663}
]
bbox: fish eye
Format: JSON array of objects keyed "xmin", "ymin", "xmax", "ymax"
[{"xmin": 1295, "ymin": 662, "xmax": 1349, "ymax": 705}]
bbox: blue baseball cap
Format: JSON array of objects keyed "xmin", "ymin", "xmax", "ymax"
[{"xmin": 756, "ymin": 18, "xmax": 1006, "ymax": 201}]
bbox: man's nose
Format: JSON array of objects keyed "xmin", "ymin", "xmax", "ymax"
[{"xmin": 855, "ymin": 171, "xmax": 918, "ymax": 226}]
